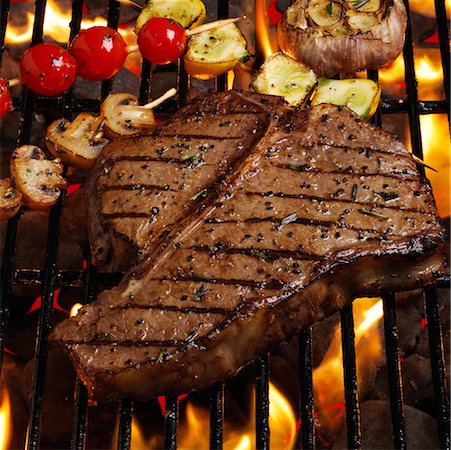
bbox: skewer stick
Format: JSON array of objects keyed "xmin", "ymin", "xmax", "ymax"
[
  {"xmin": 116, "ymin": 0, "xmax": 143, "ymax": 12},
  {"xmin": 142, "ymin": 88, "xmax": 177, "ymax": 109},
  {"xmin": 412, "ymin": 154, "xmax": 438, "ymax": 173},
  {"xmin": 127, "ymin": 45, "xmax": 140, "ymax": 54},
  {"xmin": 186, "ymin": 16, "xmax": 246, "ymax": 36},
  {"xmin": 8, "ymin": 78, "xmax": 20, "ymax": 87}
]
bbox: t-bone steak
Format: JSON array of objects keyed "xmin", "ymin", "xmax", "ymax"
[{"xmin": 52, "ymin": 91, "xmax": 447, "ymax": 401}]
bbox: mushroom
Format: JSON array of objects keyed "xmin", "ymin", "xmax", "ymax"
[
  {"xmin": 101, "ymin": 88, "xmax": 177, "ymax": 139},
  {"xmin": 0, "ymin": 178, "xmax": 22, "ymax": 221},
  {"xmin": 46, "ymin": 113, "xmax": 108, "ymax": 169},
  {"xmin": 10, "ymin": 145, "xmax": 67, "ymax": 209}
]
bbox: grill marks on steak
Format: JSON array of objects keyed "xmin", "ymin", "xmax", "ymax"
[
  {"xmin": 87, "ymin": 94, "xmax": 278, "ymax": 272},
  {"xmin": 53, "ymin": 92, "xmax": 446, "ymax": 401}
]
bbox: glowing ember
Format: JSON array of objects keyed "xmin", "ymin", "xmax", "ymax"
[
  {"xmin": 0, "ymin": 390, "xmax": 12, "ymax": 450},
  {"xmin": 70, "ymin": 303, "xmax": 83, "ymax": 317},
  {"xmin": 313, "ymin": 298, "xmax": 383, "ymax": 439}
]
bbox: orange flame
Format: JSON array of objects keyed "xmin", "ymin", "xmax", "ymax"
[
  {"xmin": 0, "ymin": 390, "xmax": 12, "ymax": 450},
  {"xmin": 313, "ymin": 298, "xmax": 383, "ymax": 438},
  {"xmin": 130, "ymin": 382, "xmax": 296, "ymax": 450},
  {"xmin": 70, "ymin": 303, "xmax": 83, "ymax": 317},
  {"xmin": 255, "ymin": 0, "xmax": 278, "ymax": 60}
]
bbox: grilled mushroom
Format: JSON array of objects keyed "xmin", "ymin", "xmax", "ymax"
[
  {"xmin": 135, "ymin": 0, "xmax": 206, "ymax": 33},
  {"xmin": 0, "ymin": 178, "xmax": 22, "ymax": 221},
  {"xmin": 10, "ymin": 145, "xmax": 67, "ymax": 209},
  {"xmin": 184, "ymin": 23, "xmax": 252, "ymax": 80},
  {"xmin": 46, "ymin": 114, "xmax": 108, "ymax": 169},
  {"xmin": 250, "ymin": 52, "xmax": 317, "ymax": 107},
  {"xmin": 277, "ymin": 0, "xmax": 407, "ymax": 77}
]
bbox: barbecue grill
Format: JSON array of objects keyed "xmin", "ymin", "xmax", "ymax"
[{"xmin": 0, "ymin": 0, "xmax": 449, "ymax": 449}]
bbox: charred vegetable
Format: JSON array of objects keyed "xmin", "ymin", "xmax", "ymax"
[
  {"xmin": 0, "ymin": 178, "xmax": 22, "ymax": 221},
  {"xmin": 250, "ymin": 52, "xmax": 317, "ymax": 107},
  {"xmin": 184, "ymin": 23, "xmax": 251, "ymax": 80},
  {"xmin": 135, "ymin": 0, "xmax": 206, "ymax": 33},
  {"xmin": 311, "ymin": 77, "xmax": 381, "ymax": 118},
  {"xmin": 10, "ymin": 145, "xmax": 67, "ymax": 209},
  {"xmin": 46, "ymin": 114, "xmax": 108, "ymax": 169},
  {"xmin": 277, "ymin": 0, "xmax": 407, "ymax": 77}
]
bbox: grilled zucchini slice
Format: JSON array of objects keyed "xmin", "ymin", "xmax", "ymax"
[
  {"xmin": 135, "ymin": 0, "xmax": 206, "ymax": 33},
  {"xmin": 184, "ymin": 23, "xmax": 251, "ymax": 80},
  {"xmin": 311, "ymin": 77, "xmax": 381, "ymax": 119},
  {"xmin": 250, "ymin": 52, "xmax": 317, "ymax": 107}
]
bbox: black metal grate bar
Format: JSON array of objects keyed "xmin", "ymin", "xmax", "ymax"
[
  {"xmin": 434, "ymin": 0, "xmax": 450, "ymax": 118},
  {"xmin": 0, "ymin": 0, "xmax": 10, "ymax": 67},
  {"xmin": 424, "ymin": 286, "xmax": 450, "ymax": 449},
  {"xmin": 117, "ymin": 399, "xmax": 133, "ymax": 450},
  {"xmin": 298, "ymin": 328, "xmax": 315, "ymax": 450},
  {"xmin": 210, "ymin": 383, "xmax": 224, "ymax": 450},
  {"xmin": 382, "ymin": 294, "xmax": 407, "ymax": 449},
  {"xmin": 164, "ymin": 396, "xmax": 179, "ymax": 450},
  {"xmin": 340, "ymin": 305, "xmax": 362, "ymax": 450},
  {"xmin": 255, "ymin": 354, "xmax": 270, "ymax": 450}
]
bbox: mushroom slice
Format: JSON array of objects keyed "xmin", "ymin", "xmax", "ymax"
[
  {"xmin": 184, "ymin": 23, "xmax": 252, "ymax": 80},
  {"xmin": 311, "ymin": 77, "xmax": 381, "ymax": 118},
  {"xmin": 135, "ymin": 0, "xmax": 206, "ymax": 33},
  {"xmin": 250, "ymin": 52, "xmax": 317, "ymax": 107},
  {"xmin": 46, "ymin": 114, "xmax": 108, "ymax": 169},
  {"xmin": 10, "ymin": 145, "xmax": 67, "ymax": 209},
  {"xmin": 101, "ymin": 93, "xmax": 156, "ymax": 139},
  {"xmin": 0, "ymin": 178, "xmax": 22, "ymax": 221}
]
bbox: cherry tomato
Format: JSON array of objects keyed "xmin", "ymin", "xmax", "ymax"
[
  {"xmin": 70, "ymin": 26, "xmax": 128, "ymax": 81},
  {"xmin": 20, "ymin": 43, "xmax": 77, "ymax": 96},
  {"xmin": 0, "ymin": 78, "xmax": 12, "ymax": 119},
  {"xmin": 138, "ymin": 18, "xmax": 187, "ymax": 65}
]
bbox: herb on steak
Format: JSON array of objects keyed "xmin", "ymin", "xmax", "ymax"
[
  {"xmin": 374, "ymin": 191, "xmax": 399, "ymax": 202},
  {"xmin": 186, "ymin": 331, "xmax": 199, "ymax": 343},
  {"xmin": 281, "ymin": 213, "xmax": 298, "ymax": 226},
  {"xmin": 191, "ymin": 189, "xmax": 207, "ymax": 201},
  {"xmin": 287, "ymin": 164, "xmax": 311, "ymax": 172},
  {"xmin": 326, "ymin": 2, "xmax": 333, "ymax": 15},
  {"xmin": 194, "ymin": 284, "xmax": 208, "ymax": 301},
  {"xmin": 156, "ymin": 348, "xmax": 167, "ymax": 364},
  {"xmin": 358, "ymin": 208, "xmax": 389, "ymax": 221},
  {"xmin": 351, "ymin": 184, "xmax": 358, "ymax": 201},
  {"xmin": 254, "ymin": 251, "xmax": 276, "ymax": 262},
  {"xmin": 181, "ymin": 152, "xmax": 203, "ymax": 168},
  {"xmin": 192, "ymin": 272, "xmax": 213, "ymax": 282}
]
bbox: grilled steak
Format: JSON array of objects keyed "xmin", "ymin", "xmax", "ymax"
[
  {"xmin": 52, "ymin": 91, "xmax": 447, "ymax": 402},
  {"xmin": 87, "ymin": 92, "xmax": 286, "ymax": 272}
]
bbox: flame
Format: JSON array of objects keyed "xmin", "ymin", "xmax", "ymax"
[
  {"xmin": 313, "ymin": 298, "xmax": 383, "ymax": 439},
  {"xmin": 70, "ymin": 303, "xmax": 83, "ymax": 317},
  {"xmin": 255, "ymin": 0, "xmax": 278, "ymax": 60},
  {"xmin": 0, "ymin": 390, "xmax": 12, "ymax": 450},
  {"xmin": 130, "ymin": 382, "xmax": 296, "ymax": 450},
  {"xmin": 5, "ymin": 0, "xmax": 139, "ymax": 73}
]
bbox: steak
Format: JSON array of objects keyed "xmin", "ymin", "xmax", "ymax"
[{"xmin": 52, "ymin": 91, "xmax": 447, "ymax": 402}]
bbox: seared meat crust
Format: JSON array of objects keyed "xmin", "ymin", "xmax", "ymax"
[{"xmin": 53, "ymin": 91, "xmax": 446, "ymax": 401}]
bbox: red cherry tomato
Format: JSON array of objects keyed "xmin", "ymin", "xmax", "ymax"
[
  {"xmin": 70, "ymin": 26, "xmax": 128, "ymax": 81},
  {"xmin": 20, "ymin": 43, "xmax": 77, "ymax": 96},
  {"xmin": 0, "ymin": 78, "xmax": 12, "ymax": 119},
  {"xmin": 138, "ymin": 18, "xmax": 187, "ymax": 65}
]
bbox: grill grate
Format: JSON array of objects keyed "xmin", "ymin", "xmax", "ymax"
[{"xmin": 0, "ymin": 0, "xmax": 449, "ymax": 449}]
